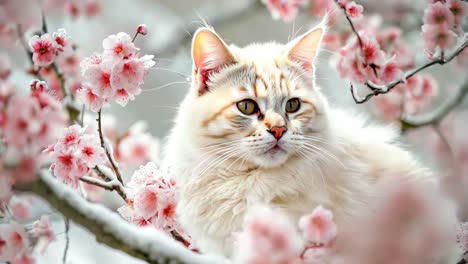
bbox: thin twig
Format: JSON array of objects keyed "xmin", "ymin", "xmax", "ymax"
[
  {"xmin": 97, "ymin": 110, "xmax": 124, "ymax": 184},
  {"xmin": 333, "ymin": 0, "xmax": 468, "ymax": 104},
  {"xmin": 400, "ymin": 81, "xmax": 468, "ymax": 131},
  {"xmin": 352, "ymin": 40, "xmax": 468, "ymax": 104},
  {"xmin": 334, "ymin": 0, "xmax": 363, "ymax": 48},
  {"xmin": 51, "ymin": 62, "xmax": 68, "ymax": 98},
  {"xmin": 62, "ymin": 218, "xmax": 70, "ymax": 264},
  {"xmin": 80, "ymin": 174, "xmax": 128, "ymax": 202}
]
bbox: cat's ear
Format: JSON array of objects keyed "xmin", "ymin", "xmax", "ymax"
[
  {"xmin": 192, "ymin": 27, "xmax": 235, "ymax": 95},
  {"xmin": 285, "ymin": 22, "xmax": 326, "ymax": 70}
]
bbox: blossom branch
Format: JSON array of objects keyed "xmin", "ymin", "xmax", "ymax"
[
  {"xmin": 334, "ymin": 0, "xmax": 468, "ymax": 104},
  {"xmin": 400, "ymin": 81, "xmax": 468, "ymax": 132},
  {"xmin": 13, "ymin": 171, "xmax": 224, "ymax": 264},
  {"xmin": 97, "ymin": 109, "xmax": 124, "ymax": 184},
  {"xmin": 79, "ymin": 173, "xmax": 128, "ymax": 202}
]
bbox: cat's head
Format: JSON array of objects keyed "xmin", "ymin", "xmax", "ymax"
[{"xmin": 186, "ymin": 22, "xmax": 329, "ymax": 169}]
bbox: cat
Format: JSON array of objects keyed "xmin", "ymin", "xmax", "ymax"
[{"xmin": 162, "ymin": 21, "xmax": 454, "ymax": 259}]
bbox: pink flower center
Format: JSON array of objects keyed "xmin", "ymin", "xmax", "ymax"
[
  {"xmin": 12, "ymin": 232, "xmax": 23, "ymax": 247},
  {"xmin": 163, "ymin": 203, "xmax": 175, "ymax": 218},
  {"xmin": 100, "ymin": 72, "xmax": 111, "ymax": 87},
  {"xmin": 82, "ymin": 146, "xmax": 94, "ymax": 157},
  {"xmin": 55, "ymin": 37, "xmax": 65, "ymax": 47},
  {"xmin": 311, "ymin": 216, "xmax": 326, "ymax": 230},
  {"xmin": 64, "ymin": 134, "xmax": 77, "ymax": 144},
  {"xmin": 58, "ymin": 154, "xmax": 73, "ymax": 167},
  {"xmin": 114, "ymin": 45, "xmax": 124, "ymax": 55},
  {"xmin": 17, "ymin": 119, "xmax": 28, "ymax": 130}
]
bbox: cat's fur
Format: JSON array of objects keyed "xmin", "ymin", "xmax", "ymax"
[{"xmin": 163, "ymin": 22, "xmax": 446, "ymax": 257}]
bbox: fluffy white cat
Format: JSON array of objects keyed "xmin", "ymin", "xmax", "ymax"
[{"xmin": 163, "ymin": 22, "xmax": 456, "ymax": 259}]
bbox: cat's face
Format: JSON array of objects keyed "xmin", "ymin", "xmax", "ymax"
[{"xmin": 187, "ymin": 24, "xmax": 329, "ymax": 168}]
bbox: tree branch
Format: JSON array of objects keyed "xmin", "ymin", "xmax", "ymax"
[
  {"xmin": 97, "ymin": 110, "xmax": 124, "ymax": 184},
  {"xmin": 400, "ymin": 81, "xmax": 468, "ymax": 132},
  {"xmin": 80, "ymin": 173, "xmax": 128, "ymax": 202},
  {"xmin": 14, "ymin": 171, "xmax": 224, "ymax": 264},
  {"xmin": 334, "ymin": 0, "xmax": 468, "ymax": 104},
  {"xmin": 62, "ymin": 218, "xmax": 70, "ymax": 264}
]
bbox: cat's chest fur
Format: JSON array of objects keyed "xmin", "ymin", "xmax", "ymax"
[{"xmin": 176, "ymin": 152, "xmax": 373, "ymax": 255}]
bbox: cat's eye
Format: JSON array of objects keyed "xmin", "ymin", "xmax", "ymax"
[
  {"xmin": 236, "ymin": 99, "xmax": 258, "ymax": 115},
  {"xmin": 285, "ymin": 98, "xmax": 301, "ymax": 113}
]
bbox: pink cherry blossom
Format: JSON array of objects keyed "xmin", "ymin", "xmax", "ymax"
[
  {"xmin": 52, "ymin": 28, "xmax": 70, "ymax": 52},
  {"xmin": 117, "ymin": 127, "xmax": 159, "ymax": 167},
  {"xmin": 77, "ymin": 85, "xmax": 106, "ymax": 112},
  {"xmin": 137, "ymin": 24, "xmax": 148, "ymax": 35},
  {"xmin": 234, "ymin": 207, "xmax": 302, "ymax": 264},
  {"xmin": 9, "ymin": 198, "xmax": 30, "ymax": 221},
  {"xmin": 59, "ymin": 124, "xmax": 83, "ymax": 147},
  {"xmin": 299, "ymin": 205, "xmax": 337, "ymax": 245},
  {"xmin": 31, "ymin": 215, "xmax": 55, "ymax": 252},
  {"xmin": 10, "ymin": 253, "xmax": 35, "ymax": 264},
  {"xmin": 84, "ymin": 0, "xmax": 101, "ymax": 17},
  {"xmin": 0, "ymin": 222, "xmax": 29, "ymax": 262},
  {"xmin": 422, "ymin": 23, "xmax": 458, "ymax": 57},
  {"xmin": 48, "ymin": 125, "xmax": 105, "ymax": 188},
  {"xmin": 261, "ymin": 0, "xmax": 308, "ymax": 22},
  {"xmin": 447, "ymin": 0, "xmax": 468, "ymax": 27},
  {"xmin": 78, "ymin": 134, "xmax": 106, "ymax": 167},
  {"xmin": 423, "ymin": 1, "xmax": 455, "ymax": 28},
  {"xmin": 83, "ymin": 59, "xmax": 114, "ymax": 98},
  {"xmin": 102, "ymin": 32, "xmax": 137, "ymax": 59},
  {"xmin": 133, "ymin": 186, "xmax": 159, "ymax": 220},
  {"xmin": 29, "ymin": 34, "xmax": 57, "ymax": 67},
  {"xmin": 119, "ymin": 162, "xmax": 180, "ymax": 234},
  {"xmin": 345, "ymin": 1, "xmax": 363, "ymax": 19}
]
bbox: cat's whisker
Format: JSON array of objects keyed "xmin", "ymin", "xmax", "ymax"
[
  {"xmin": 296, "ymin": 149, "xmax": 327, "ymax": 187},
  {"xmin": 150, "ymin": 105, "xmax": 179, "ymax": 110},
  {"xmin": 197, "ymin": 148, "xmax": 242, "ymax": 178},
  {"xmin": 301, "ymin": 142, "xmax": 345, "ymax": 168},
  {"xmin": 155, "ymin": 58, "xmax": 191, "ymax": 64},
  {"xmin": 191, "ymin": 145, "xmax": 239, "ymax": 172},
  {"xmin": 143, "ymin": 81, "xmax": 190, "ymax": 92},
  {"xmin": 148, "ymin": 67, "xmax": 191, "ymax": 79}
]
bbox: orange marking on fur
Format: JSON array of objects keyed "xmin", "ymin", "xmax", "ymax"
[
  {"xmin": 252, "ymin": 82, "xmax": 258, "ymax": 97},
  {"xmin": 301, "ymin": 99, "xmax": 317, "ymax": 111},
  {"xmin": 256, "ymin": 74, "xmax": 268, "ymax": 90},
  {"xmin": 202, "ymin": 102, "xmax": 235, "ymax": 127},
  {"xmin": 239, "ymin": 86, "xmax": 247, "ymax": 92},
  {"xmin": 203, "ymin": 130, "xmax": 236, "ymax": 139}
]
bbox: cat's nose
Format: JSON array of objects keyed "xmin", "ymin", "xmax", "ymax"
[{"xmin": 267, "ymin": 126, "xmax": 288, "ymax": 140}]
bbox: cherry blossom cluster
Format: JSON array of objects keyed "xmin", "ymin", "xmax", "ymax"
[
  {"xmin": 29, "ymin": 29, "xmax": 72, "ymax": 67},
  {"xmin": 46, "ymin": 125, "xmax": 106, "ymax": 188},
  {"xmin": 83, "ymin": 114, "xmax": 160, "ymax": 168},
  {"xmin": 261, "ymin": 0, "xmax": 308, "ymax": 22},
  {"xmin": 422, "ymin": 0, "xmax": 467, "ymax": 58},
  {"xmin": 0, "ymin": 216, "xmax": 54, "ymax": 263},
  {"xmin": 118, "ymin": 162, "xmax": 192, "ymax": 245},
  {"xmin": 372, "ymin": 74, "xmax": 439, "ymax": 121},
  {"xmin": 0, "ymin": 80, "xmax": 67, "ymax": 200},
  {"xmin": 79, "ymin": 30, "xmax": 155, "ymax": 111},
  {"xmin": 234, "ymin": 178, "xmax": 460, "ymax": 263},
  {"xmin": 234, "ymin": 205, "xmax": 337, "ymax": 264}
]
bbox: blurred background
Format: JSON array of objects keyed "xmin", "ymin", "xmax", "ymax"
[{"xmin": 1, "ymin": 0, "xmax": 467, "ymax": 263}]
